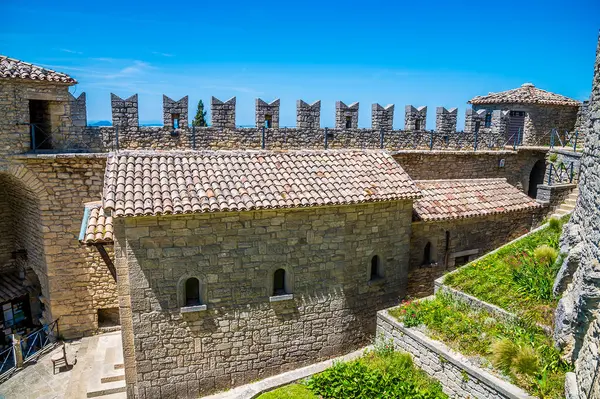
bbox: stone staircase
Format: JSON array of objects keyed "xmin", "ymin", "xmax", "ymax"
[
  {"xmin": 65, "ymin": 331, "xmax": 126, "ymax": 399},
  {"xmin": 551, "ymin": 187, "xmax": 579, "ymax": 219}
]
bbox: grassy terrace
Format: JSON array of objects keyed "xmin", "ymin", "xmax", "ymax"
[
  {"xmin": 257, "ymin": 348, "xmax": 447, "ymax": 399},
  {"xmin": 390, "ymin": 294, "xmax": 572, "ymax": 399},
  {"xmin": 442, "ymin": 216, "xmax": 569, "ymax": 326}
]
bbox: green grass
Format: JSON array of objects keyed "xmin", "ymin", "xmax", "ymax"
[
  {"xmin": 256, "ymin": 347, "xmax": 447, "ymax": 399},
  {"xmin": 442, "ymin": 215, "xmax": 569, "ymax": 325},
  {"xmin": 258, "ymin": 384, "xmax": 317, "ymax": 399},
  {"xmin": 390, "ymin": 294, "xmax": 572, "ymax": 399}
]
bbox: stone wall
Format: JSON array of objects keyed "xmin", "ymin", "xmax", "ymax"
[
  {"xmin": 7, "ymin": 154, "xmax": 117, "ymax": 337},
  {"xmin": 371, "ymin": 104, "xmax": 394, "ymax": 131},
  {"xmin": 335, "ymin": 101, "xmax": 359, "ymax": 129},
  {"xmin": 255, "ymin": 99, "xmax": 280, "ymax": 128},
  {"xmin": 407, "ymin": 211, "xmax": 536, "ymax": 298},
  {"xmin": 69, "ymin": 92, "xmax": 87, "ymax": 127},
  {"xmin": 0, "ymin": 79, "xmax": 74, "ymax": 158},
  {"xmin": 473, "ymin": 103, "xmax": 579, "ymax": 146},
  {"xmin": 536, "ymin": 183, "xmax": 577, "ymax": 215},
  {"xmin": 111, "ymin": 94, "xmax": 139, "ymax": 130},
  {"xmin": 554, "ymin": 35, "xmax": 600, "ymax": 399},
  {"xmin": 404, "ymin": 105, "xmax": 427, "ymax": 131},
  {"xmin": 115, "ymin": 201, "xmax": 413, "ymax": 398},
  {"xmin": 464, "ymin": 108, "xmax": 488, "ymax": 134},
  {"xmin": 377, "ymin": 310, "xmax": 532, "ymax": 399},
  {"xmin": 296, "ymin": 100, "xmax": 320, "ymax": 129},
  {"xmin": 435, "ymin": 107, "xmax": 458, "ymax": 135},
  {"xmin": 392, "ymin": 148, "xmax": 548, "ymax": 192},
  {"xmin": 162, "ymin": 95, "xmax": 188, "ymax": 129},
  {"xmin": 0, "ymin": 184, "xmax": 14, "ymax": 269},
  {"xmin": 210, "ymin": 97, "xmax": 236, "ymax": 128}
]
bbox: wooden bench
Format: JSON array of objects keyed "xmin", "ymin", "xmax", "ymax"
[{"xmin": 51, "ymin": 343, "xmax": 69, "ymax": 374}]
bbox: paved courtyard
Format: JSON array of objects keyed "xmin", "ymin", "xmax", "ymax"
[{"xmin": 0, "ymin": 342, "xmax": 79, "ymax": 399}]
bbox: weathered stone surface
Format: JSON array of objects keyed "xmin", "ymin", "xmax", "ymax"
[
  {"xmin": 335, "ymin": 101, "xmax": 359, "ymax": 129},
  {"xmin": 435, "ymin": 107, "xmax": 458, "ymax": 135},
  {"xmin": 554, "ymin": 34, "xmax": 600, "ymax": 399},
  {"xmin": 404, "ymin": 105, "xmax": 427, "ymax": 131},
  {"xmin": 116, "ymin": 201, "xmax": 413, "ymax": 398},
  {"xmin": 371, "ymin": 104, "xmax": 394, "ymax": 130},
  {"xmin": 111, "ymin": 94, "xmax": 138, "ymax": 130},
  {"xmin": 210, "ymin": 97, "xmax": 236, "ymax": 128},
  {"xmin": 296, "ymin": 100, "xmax": 320, "ymax": 129},
  {"xmin": 162, "ymin": 95, "xmax": 188, "ymax": 129},
  {"xmin": 255, "ymin": 99, "xmax": 280, "ymax": 128}
]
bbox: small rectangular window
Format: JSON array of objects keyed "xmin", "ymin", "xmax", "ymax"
[
  {"xmin": 484, "ymin": 113, "xmax": 492, "ymax": 128},
  {"xmin": 264, "ymin": 114, "xmax": 272, "ymax": 128},
  {"xmin": 345, "ymin": 116, "xmax": 352, "ymax": 129},
  {"xmin": 172, "ymin": 113, "xmax": 180, "ymax": 129},
  {"xmin": 415, "ymin": 119, "xmax": 421, "ymax": 131}
]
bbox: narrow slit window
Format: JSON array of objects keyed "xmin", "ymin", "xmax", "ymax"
[
  {"xmin": 185, "ymin": 277, "xmax": 201, "ymax": 306},
  {"xmin": 264, "ymin": 114, "xmax": 272, "ymax": 128},
  {"xmin": 273, "ymin": 269, "xmax": 286, "ymax": 296},
  {"xmin": 345, "ymin": 116, "xmax": 352, "ymax": 129},
  {"xmin": 484, "ymin": 113, "xmax": 492, "ymax": 128},
  {"xmin": 415, "ymin": 119, "xmax": 421, "ymax": 131},
  {"xmin": 370, "ymin": 255, "xmax": 380, "ymax": 280},
  {"xmin": 172, "ymin": 113, "xmax": 180, "ymax": 129},
  {"xmin": 423, "ymin": 242, "xmax": 432, "ymax": 265}
]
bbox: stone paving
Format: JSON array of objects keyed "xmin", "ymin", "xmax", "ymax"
[{"xmin": 0, "ymin": 342, "xmax": 79, "ymax": 399}]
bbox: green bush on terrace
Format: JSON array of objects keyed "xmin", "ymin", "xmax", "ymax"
[
  {"xmin": 389, "ymin": 294, "xmax": 572, "ymax": 399},
  {"xmin": 442, "ymin": 215, "xmax": 569, "ymax": 325},
  {"xmin": 257, "ymin": 345, "xmax": 447, "ymax": 399}
]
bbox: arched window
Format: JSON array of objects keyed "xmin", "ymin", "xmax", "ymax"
[
  {"xmin": 185, "ymin": 277, "xmax": 201, "ymax": 306},
  {"xmin": 423, "ymin": 242, "xmax": 432, "ymax": 265},
  {"xmin": 273, "ymin": 269, "xmax": 286, "ymax": 296},
  {"xmin": 370, "ymin": 255, "xmax": 381, "ymax": 280}
]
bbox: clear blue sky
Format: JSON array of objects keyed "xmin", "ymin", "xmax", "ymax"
[{"xmin": 1, "ymin": 0, "xmax": 598, "ymax": 129}]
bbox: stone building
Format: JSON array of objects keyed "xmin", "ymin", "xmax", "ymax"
[
  {"xmin": 407, "ymin": 178, "xmax": 540, "ymax": 297},
  {"xmin": 469, "ymin": 83, "xmax": 581, "ymax": 146},
  {"xmin": 554, "ymin": 34, "xmax": 600, "ymax": 399},
  {"xmin": 103, "ymin": 150, "xmax": 421, "ymax": 398}
]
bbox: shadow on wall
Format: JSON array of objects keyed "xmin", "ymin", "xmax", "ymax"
[{"xmin": 528, "ymin": 160, "xmax": 547, "ymax": 198}]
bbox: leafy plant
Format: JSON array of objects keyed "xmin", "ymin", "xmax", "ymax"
[
  {"xmin": 513, "ymin": 345, "xmax": 539, "ymax": 376},
  {"xmin": 491, "ymin": 338, "xmax": 518, "ymax": 372},
  {"xmin": 548, "ymin": 217, "xmax": 562, "ymax": 232}
]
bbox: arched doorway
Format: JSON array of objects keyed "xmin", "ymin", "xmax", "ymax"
[
  {"xmin": 0, "ymin": 172, "xmax": 47, "ymax": 341},
  {"xmin": 528, "ymin": 160, "xmax": 546, "ymax": 198}
]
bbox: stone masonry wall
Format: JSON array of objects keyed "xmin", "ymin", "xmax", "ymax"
[
  {"xmin": 0, "ymin": 184, "xmax": 14, "ymax": 269},
  {"xmin": 335, "ymin": 101, "xmax": 359, "ymax": 129},
  {"xmin": 115, "ymin": 201, "xmax": 413, "ymax": 398},
  {"xmin": 554, "ymin": 35, "xmax": 600, "ymax": 399},
  {"xmin": 377, "ymin": 310, "xmax": 532, "ymax": 399},
  {"xmin": 9, "ymin": 154, "xmax": 117, "ymax": 337},
  {"xmin": 407, "ymin": 211, "xmax": 536, "ymax": 298},
  {"xmin": 255, "ymin": 99, "xmax": 280, "ymax": 128},
  {"xmin": 0, "ymin": 79, "xmax": 73, "ymax": 159},
  {"xmin": 162, "ymin": 95, "xmax": 188, "ymax": 129},
  {"xmin": 111, "ymin": 94, "xmax": 139, "ymax": 130},
  {"xmin": 435, "ymin": 107, "xmax": 458, "ymax": 135},
  {"xmin": 371, "ymin": 104, "xmax": 394, "ymax": 130},
  {"xmin": 69, "ymin": 92, "xmax": 87, "ymax": 127},
  {"xmin": 296, "ymin": 100, "xmax": 320, "ymax": 129},
  {"xmin": 473, "ymin": 103, "xmax": 579, "ymax": 146},
  {"xmin": 404, "ymin": 105, "xmax": 427, "ymax": 131},
  {"xmin": 392, "ymin": 148, "xmax": 548, "ymax": 192},
  {"xmin": 210, "ymin": 97, "xmax": 236, "ymax": 128}
]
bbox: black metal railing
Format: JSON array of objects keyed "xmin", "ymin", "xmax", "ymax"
[
  {"xmin": 20, "ymin": 319, "xmax": 59, "ymax": 362},
  {"xmin": 0, "ymin": 345, "xmax": 16, "ymax": 380}
]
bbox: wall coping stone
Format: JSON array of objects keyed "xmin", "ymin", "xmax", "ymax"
[
  {"xmin": 377, "ymin": 309, "xmax": 534, "ymax": 399},
  {"xmin": 548, "ymin": 148, "xmax": 582, "ymax": 158}
]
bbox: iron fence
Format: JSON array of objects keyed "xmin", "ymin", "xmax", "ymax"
[
  {"xmin": 0, "ymin": 345, "xmax": 16, "ymax": 381},
  {"xmin": 21, "ymin": 319, "xmax": 59, "ymax": 362},
  {"xmin": 547, "ymin": 161, "xmax": 578, "ymax": 185},
  {"xmin": 550, "ymin": 128, "xmax": 580, "ymax": 152}
]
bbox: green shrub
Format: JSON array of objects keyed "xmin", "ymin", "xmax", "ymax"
[
  {"xmin": 306, "ymin": 351, "xmax": 447, "ymax": 399},
  {"xmin": 534, "ymin": 245, "xmax": 559, "ymax": 265},
  {"xmin": 548, "ymin": 217, "xmax": 561, "ymax": 232},
  {"xmin": 513, "ymin": 346, "xmax": 539, "ymax": 376},
  {"xmin": 547, "ymin": 153, "xmax": 558, "ymax": 163},
  {"xmin": 491, "ymin": 338, "xmax": 518, "ymax": 372}
]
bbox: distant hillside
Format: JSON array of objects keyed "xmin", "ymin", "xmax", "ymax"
[{"xmin": 88, "ymin": 120, "xmax": 112, "ymax": 126}]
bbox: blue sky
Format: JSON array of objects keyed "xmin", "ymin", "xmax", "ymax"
[{"xmin": 1, "ymin": 0, "xmax": 598, "ymax": 129}]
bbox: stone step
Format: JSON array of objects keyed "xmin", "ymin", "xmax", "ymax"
[
  {"xmin": 560, "ymin": 204, "xmax": 576, "ymax": 211},
  {"xmin": 565, "ymin": 198, "xmax": 577, "ymax": 206},
  {"xmin": 114, "ymin": 363, "xmax": 124, "ymax": 370},
  {"xmin": 86, "ymin": 380, "xmax": 127, "ymax": 398},
  {"xmin": 101, "ymin": 374, "xmax": 126, "ymax": 384}
]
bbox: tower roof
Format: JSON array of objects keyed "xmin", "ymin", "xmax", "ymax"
[
  {"xmin": 468, "ymin": 83, "xmax": 579, "ymax": 107},
  {"xmin": 0, "ymin": 55, "xmax": 77, "ymax": 84}
]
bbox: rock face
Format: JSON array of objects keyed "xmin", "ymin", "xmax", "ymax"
[{"xmin": 554, "ymin": 34, "xmax": 600, "ymax": 399}]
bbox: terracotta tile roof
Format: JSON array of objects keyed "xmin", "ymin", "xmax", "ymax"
[
  {"xmin": 79, "ymin": 202, "xmax": 114, "ymax": 244},
  {"xmin": 468, "ymin": 83, "xmax": 580, "ymax": 107},
  {"xmin": 413, "ymin": 178, "xmax": 540, "ymax": 221},
  {"xmin": 103, "ymin": 150, "xmax": 421, "ymax": 217},
  {"xmin": 0, "ymin": 55, "xmax": 77, "ymax": 84}
]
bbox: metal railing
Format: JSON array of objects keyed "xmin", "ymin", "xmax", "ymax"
[
  {"xmin": 550, "ymin": 128, "xmax": 580, "ymax": 152},
  {"xmin": 20, "ymin": 319, "xmax": 59, "ymax": 362},
  {"xmin": 0, "ymin": 345, "xmax": 16, "ymax": 380},
  {"xmin": 547, "ymin": 161, "xmax": 578, "ymax": 185}
]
